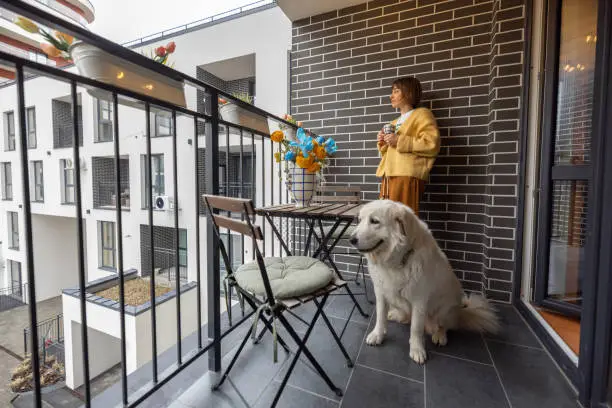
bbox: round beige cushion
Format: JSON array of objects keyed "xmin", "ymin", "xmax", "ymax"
[{"xmin": 234, "ymin": 256, "xmax": 333, "ymax": 299}]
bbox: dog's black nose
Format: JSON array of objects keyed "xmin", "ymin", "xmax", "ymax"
[{"xmin": 350, "ymin": 236, "xmax": 358, "ymax": 245}]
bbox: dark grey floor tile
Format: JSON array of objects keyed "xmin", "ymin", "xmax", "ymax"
[
  {"xmin": 357, "ymin": 320, "xmax": 424, "ymax": 382},
  {"xmin": 485, "ymin": 305, "xmax": 542, "ymax": 348},
  {"xmin": 340, "ymin": 365, "xmax": 424, "ymax": 408},
  {"xmin": 425, "ymin": 353, "xmax": 509, "ymax": 408},
  {"xmin": 255, "ymin": 382, "xmax": 339, "ymax": 408},
  {"xmin": 324, "ymin": 281, "xmax": 374, "ymax": 325},
  {"xmin": 223, "ymin": 334, "xmax": 292, "ymax": 405},
  {"xmin": 426, "ymin": 330, "xmax": 491, "ymax": 365},
  {"xmin": 176, "ymin": 372, "xmax": 250, "ymax": 408},
  {"xmin": 487, "ymin": 341, "xmax": 579, "ymax": 408},
  {"xmin": 275, "ymin": 317, "xmax": 367, "ymax": 400}
]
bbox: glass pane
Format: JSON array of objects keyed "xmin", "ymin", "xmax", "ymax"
[
  {"xmin": 553, "ymin": 0, "xmax": 598, "ymax": 165},
  {"xmin": 547, "ymin": 180, "xmax": 588, "ymax": 305}
]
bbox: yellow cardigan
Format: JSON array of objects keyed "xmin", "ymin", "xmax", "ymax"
[{"xmin": 376, "ymin": 107, "xmax": 441, "ymax": 180}]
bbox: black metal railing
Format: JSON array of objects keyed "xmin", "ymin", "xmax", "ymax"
[
  {"xmin": 24, "ymin": 313, "xmax": 63, "ymax": 357},
  {"xmin": 0, "ymin": 1, "xmax": 294, "ymax": 406},
  {"xmin": 0, "ymin": 282, "xmax": 28, "ymax": 311}
]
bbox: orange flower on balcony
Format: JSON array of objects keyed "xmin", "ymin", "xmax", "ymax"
[
  {"xmin": 166, "ymin": 41, "xmax": 176, "ymax": 53},
  {"xmin": 306, "ymin": 162, "xmax": 321, "ymax": 173},
  {"xmin": 271, "ymin": 130, "xmax": 284, "ymax": 143},
  {"xmin": 55, "ymin": 31, "xmax": 74, "ymax": 45},
  {"xmin": 40, "ymin": 43, "xmax": 61, "ymax": 58},
  {"xmin": 314, "ymin": 144, "xmax": 327, "ymax": 159},
  {"xmin": 296, "ymin": 153, "xmax": 314, "ymax": 169}
]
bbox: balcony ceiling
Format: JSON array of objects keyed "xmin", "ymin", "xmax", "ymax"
[{"xmin": 276, "ymin": 0, "xmax": 365, "ymax": 21}]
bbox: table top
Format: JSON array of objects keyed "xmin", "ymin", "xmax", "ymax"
[{"xmin": 256, "ymin": 203, "xmax": 364, "ymax": 220}]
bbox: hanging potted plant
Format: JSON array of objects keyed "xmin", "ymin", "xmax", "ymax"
[
  {"xmin": 14, "ymin": 17, "xmax": 187, "ymax": 107},
  {"xmin": 218, "ymin": 93, "xmax": 270, "ymax": 135},
  {"xmin": 271, "ymin": 127, "xmax": 337, "ymax": 207}
]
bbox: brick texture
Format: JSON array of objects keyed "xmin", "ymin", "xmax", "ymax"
[{"xmin": 290, "ymin": 0, "xmax": 526, "ymax": 302}]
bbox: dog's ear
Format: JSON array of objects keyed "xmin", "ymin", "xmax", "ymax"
[{"xmin": 393, "ymin": 203, "xmax": 414, "ymax": 239}]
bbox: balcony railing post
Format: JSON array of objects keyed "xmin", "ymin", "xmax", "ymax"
[
  {"xmin": 207, "ymin": 90, "xmax": 221, "ymax": 372},
  {"xmin": 71, "ymin": 80, "xmax": 91, "ymax": 407},
  {"xmin": 15, "ymin": 63, "xmax": 42, "ymax": 407}
]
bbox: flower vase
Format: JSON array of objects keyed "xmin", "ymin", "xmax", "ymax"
[{"xmin": 286, "ymin": 162, "xmax": 317, "ymax": 207}]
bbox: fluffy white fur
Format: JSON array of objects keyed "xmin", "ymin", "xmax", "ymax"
[{"xmin": 350, "ymin": 200, "xmax": 500, "ymax": 364}]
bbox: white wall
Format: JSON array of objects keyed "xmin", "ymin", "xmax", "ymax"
[
  {"xmin": 63, "ymin": 287, "xmax": 198, "ymax": 389},
  {"xmin": 32, "ymin": 214, "xmax": 82, "ymax": 301},
  {"xmin": 0, "ymin": 6, "xmax": 291, "ymax": 294}
]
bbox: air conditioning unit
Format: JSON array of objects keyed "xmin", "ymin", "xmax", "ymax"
[
  {"xmin": 64, "ymin": 157, "xmax": 87, "ymax": 171},
  {"xmin": 154, "ymin": 195, "xmax": 174, "ymax": 211}
]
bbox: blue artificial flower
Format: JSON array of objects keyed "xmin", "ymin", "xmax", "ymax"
[
  {"xmin": 316, "ymin": 136, "xmax": 325, "ymax": 144},
  {"xmin": 285, "ymin": 151, "xmax": 296, "ymax": 161},
  {"xmin": 324, "ymin": 138, "xmax": 337, "ymax": 154}
]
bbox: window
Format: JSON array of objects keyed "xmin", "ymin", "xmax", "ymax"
[
  {"xmin": 26, "ymin": 107, "xmax": 36, "ymax": 149},
  {"xmin": 4, "ymin": 111, "xmax": 15, "ymax": 151},
  {"xmin": 1, "ymin": 162, "xmax": 12, "ymax": 200},
  {"xmin": 154, "ymin": 112, "xmax": 173, "ymax": 137},
  {"xmin": 8, "ymin": 260, "xmax": 22, "ymax": 295},
  {"xmin": 8, "ymin": 211, "xmax": 18, "ymax": 249},
  {"xmin": 31, "ymin": 161, "xmax": 44, "ymax": 202},
  {"xmin": 98, "ymin": 221, "xmax": 116, "ymax": 270},
  {"xmin": 179, "ymin": 229, "xmax": 187, "ymax": 267},
  {"xmin": 95, "ymin": 98, "xmax": 113, "ymax": 142},
  {"xmin": 141, "ymin": 154, "xmax": 165, "ymax": 208},
  {"xmin": 61, "ymin": 159, "xmax": 75, "ymax": 204},
  {"xmin": 52, "ymin": 99, "xmax": 83, "ymax": 148}
]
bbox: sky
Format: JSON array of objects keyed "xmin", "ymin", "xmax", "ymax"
[{"xmin": 88, "ymin": 0, "xmax": 268, "ymax": 43}]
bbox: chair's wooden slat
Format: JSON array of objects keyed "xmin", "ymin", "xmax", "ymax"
[
  {"xmin": 203, "ymin": 194, "xmax": 255, "ymax": 215},
  {"xmin": 213, "ymin": 214, "xmax": 263, "ymax": 240}
]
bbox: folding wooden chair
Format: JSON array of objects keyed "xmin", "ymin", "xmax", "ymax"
[
  {"xmin": 203, "ymin": 195, "xmax": 353, "ymax": 408},
  {"xmin": 312, "ymin": 185, "xmax": 372, "ymax": 304}
]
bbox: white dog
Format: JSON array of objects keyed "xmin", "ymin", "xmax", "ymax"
[{"xmin": 350, "ymin": 200, "xmax": 500, "ymax": 364}]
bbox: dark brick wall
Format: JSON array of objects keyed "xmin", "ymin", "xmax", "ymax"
[{"xmin": 290, "ymin": 0, "xmax": 525, "ymax": 302}]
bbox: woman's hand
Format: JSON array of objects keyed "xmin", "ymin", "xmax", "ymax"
[
  {"xmin": 384, "ymin": 132, "xmax": 398, "ymax": 147},
  {"xmin": 377, "ymin": 129, "xmax": 386, "ymax": 144}
]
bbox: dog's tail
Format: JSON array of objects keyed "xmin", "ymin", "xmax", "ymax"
[{"xmin": 457, "ymin": 293, "xmax": 500, "ymax": 334}]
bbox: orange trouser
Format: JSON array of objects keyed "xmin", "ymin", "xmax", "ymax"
[{"xmin": 379, "ymin": 176, "xmax": 425, "ymax": 216}]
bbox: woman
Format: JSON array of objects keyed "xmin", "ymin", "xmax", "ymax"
[{"xmin": 376, "ymin": 77, "xmax": 440, "ymax": 216}]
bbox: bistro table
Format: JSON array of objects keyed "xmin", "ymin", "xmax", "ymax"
[{"xmin": 256, "ymin": 202, "xmax": 369, "ymax": 319}]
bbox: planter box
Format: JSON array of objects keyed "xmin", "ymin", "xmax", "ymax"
[
  {"xmin": 219, "ymin": 103, "xmax": 269, "ymax": 135},
  {"xmin": 69, "ymin": 42, "xmax": 187, "ymax": 108}
]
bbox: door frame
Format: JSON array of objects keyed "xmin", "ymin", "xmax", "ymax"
[
  {"xmin": 533, "ymin": 0, "xmax": 594, "ymax": 318},
  {"xmin": 514, "ymin": 0, "xmax": 612, "ymax": 405}
]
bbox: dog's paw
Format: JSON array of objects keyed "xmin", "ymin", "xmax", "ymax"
[
  {"xmin": 387, "ymin": 309, "xmax": 410, "ymax": 324},
  {"xmin": 409, "ymin": 346, "xmax": 427, "ymax": 364},
  {"xmin": 366, "ymin": 330, "xmax": 385, "ymax": 346},
  {"xmin": 431, "ymin": 329, "xmax": 447, "ymax": 346}
]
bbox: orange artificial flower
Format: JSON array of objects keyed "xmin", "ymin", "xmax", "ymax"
[
  {"xmin": 40, "ymin": 43, "xmax": 61, "ymax": 58},
  {"xmin": 314, "ymin": 145, "xmax": 327, "ymax": 159},
  {"xmin": 270, "ymin": 130, "xmax": 284, "ymax": 143},
  {"xmin": 306, "ymin": 162, "xmax": 321, "ymax": 173},
  {"xmin": 55, "ymin": 31, "xmax": 74, "ymax": 45},
  {"xmin": 296, "ymin": 153, "xmax": 314, "ymax": 169},
  {"xmin": 166, "ymin": 41, "xmax": 176, "ymax": 53}
]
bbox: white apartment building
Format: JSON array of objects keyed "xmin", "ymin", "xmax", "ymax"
[{"xmin": 0, "ymin": 1, "xmax": 291, "ymax": 386}]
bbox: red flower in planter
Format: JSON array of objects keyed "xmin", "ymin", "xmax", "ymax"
[
  {"xmin": 166, "ymin": 41, "xmax": 176, "ymax": 53},
  {"xmin": 155, "ymin": 46, "xmax": 167, "ymax": 57},
  {"xmin": 44, "ymin": 339, "xmax": 53, "ymax": 348}
]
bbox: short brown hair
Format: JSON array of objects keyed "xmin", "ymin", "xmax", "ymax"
[{"xmin": 392, "ymin": 77, "xmax": 422, "ymax": 107}]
